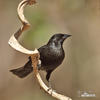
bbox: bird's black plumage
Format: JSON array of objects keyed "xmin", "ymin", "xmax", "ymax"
[{"xmin": 10, "ymin": 33, "xmax": 71, "ymax": 81}]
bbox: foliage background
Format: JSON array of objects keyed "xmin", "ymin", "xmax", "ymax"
[{"xmin": 0, "ymin": 0, "xmax": 100, "ymax": 100}]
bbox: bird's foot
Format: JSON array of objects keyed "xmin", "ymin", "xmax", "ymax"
[
  {"xmin": 47, "ymin": 81, "xmax": 52, "ymax": 91},
  {"xmin": 47, "ymin": 86, "xmax": 52, "ymax": 91},
  {"xmin": 47, "ymin": 81, "xmax": 56, "ymax": 95},
  {"xmin": 47, "ymin": 87, "xmax": 56, "ymax": 95}
]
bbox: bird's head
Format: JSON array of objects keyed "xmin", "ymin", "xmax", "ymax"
[{"xmin": 47, "ymin": 33, "xmax": 71, "ymax": 47}]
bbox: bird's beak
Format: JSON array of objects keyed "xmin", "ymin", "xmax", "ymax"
[
  {"xmin": 63, "ymin": 34, "xmax": 72, "ymax": 39},
  {"xmin": 67, "ymin": 34, "xmax": 72, "ymax": 37}
]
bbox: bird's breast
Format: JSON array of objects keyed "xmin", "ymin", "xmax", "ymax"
[{"xmin": 40, "ymin": 47, "xmax": 65, "ymax": 70}]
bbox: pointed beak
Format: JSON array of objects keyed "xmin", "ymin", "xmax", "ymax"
[
  {"xmin": 63, "ymin": 34, "xmax": 72, "ymax": 39},
  {"xmin": 67, "ymin": 34, "xmax": 72, "ymax": 37}
]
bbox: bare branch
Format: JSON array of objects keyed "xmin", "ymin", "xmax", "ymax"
[{"xmin": 8, "ymin": 0, "xmax": 72, "ymax": 100}]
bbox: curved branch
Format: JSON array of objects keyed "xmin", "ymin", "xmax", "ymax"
[{"xmin": 8, "ymin": 0, "xmax": 72, "ymax": 100}]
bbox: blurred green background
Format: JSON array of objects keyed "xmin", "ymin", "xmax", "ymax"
[{"xmin": 0, "ymin": 0, "xmax": 100, "ymax": 100}]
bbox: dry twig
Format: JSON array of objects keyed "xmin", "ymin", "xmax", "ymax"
[{"xmin": 8, "ymin": 0, "xmax": 72, "ymax": 100}]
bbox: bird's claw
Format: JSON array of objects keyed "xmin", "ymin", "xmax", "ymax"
[
  {"xmin": 47, "ymin": 86, "xmax": 52, "ymax": 91},
  {"xmin": 47, "ymin": 87, "xmax": 56, "ymax": 95}
]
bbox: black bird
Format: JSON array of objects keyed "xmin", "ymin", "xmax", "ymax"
[{"xmin": 10, "ymin": 33, "xmax": 71, "ymax": 82}]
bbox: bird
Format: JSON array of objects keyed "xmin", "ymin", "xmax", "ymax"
[{"xmin": 10, "ymin": 33, "xmax": 71, "ymax": 82}]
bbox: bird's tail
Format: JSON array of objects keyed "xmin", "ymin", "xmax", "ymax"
[{"xmin": 10, "ymin": 60, "xmax": 33, "ymax": 78}]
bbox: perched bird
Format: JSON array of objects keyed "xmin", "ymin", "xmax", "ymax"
[{"xmin": 10, "ymin": 33, "xmax": 71, "ymax": 82}]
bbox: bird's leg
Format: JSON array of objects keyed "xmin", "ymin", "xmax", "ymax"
[
  {"xmin": 46, "ymin": 70, "xmax": 54, "ymax": 91},
  {"xmin": 46, "ymin": 70, "xmax": 52, "ymax": 82},
  {"xmin": 47, "ymin": 79, "xmax": 56, "ymax": 95},
  {"xmin": 48, "ymin": 80, "xmax": 52, "ymax": 91}
]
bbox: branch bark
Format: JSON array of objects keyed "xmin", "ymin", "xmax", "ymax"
[{"xmin": 8, "ymin": 0, "xmax": 72, "ymax": 100}]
